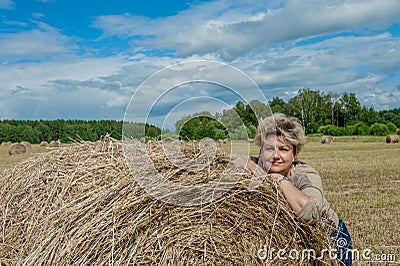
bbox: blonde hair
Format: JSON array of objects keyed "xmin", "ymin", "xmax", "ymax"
[{"xmin": 254, "ymin": 113, "xmax": 307, "ymax": 154}]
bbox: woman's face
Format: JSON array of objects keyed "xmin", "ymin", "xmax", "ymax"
[{"xmin": 260, "ymin": 135, "xmax": 295, "ymax": 176}]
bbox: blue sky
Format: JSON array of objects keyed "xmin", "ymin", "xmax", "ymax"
[{"xmin": 1, "ymin": 0, "xmax": 399, "ymax": 129}]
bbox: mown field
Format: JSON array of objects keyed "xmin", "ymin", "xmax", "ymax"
[
  {"xmin": 0, "ymin": 145, "xmax": 49, "ymax": 169},
  {"xmin": 299, "ymin": 137, "xmax": 400, "ymax": 263},
  {"xmin": 1, "ymin": 136, "xmax": 399, "ymax": 264}
]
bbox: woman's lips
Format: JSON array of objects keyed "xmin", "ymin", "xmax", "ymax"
[{"xmin": 271, "ymin": 161, "xmax": 282, "ymax": 165}]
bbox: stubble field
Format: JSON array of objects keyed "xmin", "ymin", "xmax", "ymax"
[{"xmin": 299, "ymin": 137, "xmax": 400, "ymax": 263}]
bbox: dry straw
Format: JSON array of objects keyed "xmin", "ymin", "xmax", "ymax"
[{"xmin": 0, "ymin": 136, "xmax": 335, "ymax": 265}]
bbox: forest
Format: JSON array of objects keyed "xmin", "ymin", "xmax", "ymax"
[{"xmin": 0, "ymin": 120, "xmax": 161, "ymax": 144}]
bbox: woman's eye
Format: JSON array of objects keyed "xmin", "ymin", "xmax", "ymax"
[{"xmin": 265, "ymin": 147, "xmax": 275, "ymax": 152}]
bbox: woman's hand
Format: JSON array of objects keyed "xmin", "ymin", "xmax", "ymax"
[
  {"xmin": 267, "ymin": 172, "xmax": 287, "ymax": 182},
  {"xmin": 232, "ymin": 155, "xmax": 270, "ymax": 190}
]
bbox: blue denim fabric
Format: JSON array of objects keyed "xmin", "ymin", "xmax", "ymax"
[{"xmin": 332, "ymin": 218, "xmax": 353, "ymax": 265}]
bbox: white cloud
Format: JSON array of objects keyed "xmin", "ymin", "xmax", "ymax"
[
  {"xmin": 360, "ymin": 87, "xmax": 400, "ymax": 110},
  {"xmin": 32, "ymin": 13, "xmax": 45, "ymax": 19},
  {"xmin": 0, "ymin": 0, "xmax": 14, "ymax": 9},
  {"xmin": 0, "ymin": 21, "xmax": 76, "ymax": 61},
  {"xmin": 255, "ymin": 33, "xmax": 399, "ymax": 86},
  {"xmin": 1, "ymin": 19, "xmax": 27, "ymax": 27},
  {"xmin": 0, "ymin": 56, "xmax": 131, "ymax": 91},
  {"xmin": 92, "ymin": 0, "xmax": 400, "ymax": 59},
  {"xmin": 0, "ymin": 56, "xmax": 138, "ymax": 120}
]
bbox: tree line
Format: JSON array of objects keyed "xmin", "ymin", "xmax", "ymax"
[
  {"xmin": 0, "ymin": 120, "xmax": 161, "ymax": 144},
  {"xmin": 1, "ymin": 89, "xmax": 399, "ymax": 143},
  {"xmin": 176, "ymin": 88, "xmax": 400, "ymax": 140}
]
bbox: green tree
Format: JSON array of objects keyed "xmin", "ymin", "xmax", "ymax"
[
  {"xmin": 286, "ymin": 88, "xmax": 331, "ymax": 134},
  {"xmin": 36, "ymin": 121, "xmax": 52, "ymax": 142},
  {"xmin": 346, "ymin": 122, "xmax": 369, "ymax": 135},
  {"xmin": 247, "ymin": 124, "xmax": 257, "ymax": 138},
  {"xmin": 369, "ymin": 123, "xmax": 390, "ymax": 136},
  {"xmin": 248, "ymin": 100, "xmax": 271, "ymax": 124},
  {"xmin": 176, "ymin": 112, "xmax": 227, "ymax": 140},
  {"xmin": 379, "ymin": 109, "xmax": 400, "ymax": 128},
  {"xmin": 0, "ymin": 123, "xmax": 15, "ymax": 142},
  {"xmin": 219, "ymin": 109, "xmax": 244, "ymax": 135},
  {"xmin": 359, "ymin": 106, "xmax": 379, "ymax": 126},
  {"xmin": 269, "ymin": 97, "xmax": 287, "ymax": 114},
  {"xmin": 145, "ymin": 124, "xmax": 161, "ymax": 140},
  {"xmin": 233, "ymin": 101, "xmax": 254, "ymax": 127},
  {"xmin": 339, "ymin": 92, "xmax": 361, "ymax": 127},
  {"xmin": 386, "ymin": 122, "xmax": 397, "ymax": 134},
  {"xmin": 19, "ymin": 125, "xmax": 38, "ymax": 143},
  {"xmin": 327, "ymin": 92, "xmax": 342, "ymax": 126},
  {"xmin": 317, "ymin": 125, "xmax": 345, "ymax": 136}
]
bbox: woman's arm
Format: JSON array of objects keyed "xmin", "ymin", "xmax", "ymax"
[{"xmin": 268, "ymin": 173, "xmax": 310, "ymax": 213}]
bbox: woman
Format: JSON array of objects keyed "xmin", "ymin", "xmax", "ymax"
[{"xmin": 238, "ymin": 113, "xmax": 352, "ymax": 265}]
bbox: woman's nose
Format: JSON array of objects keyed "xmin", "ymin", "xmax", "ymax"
[{"xmin": 273, "ymin": 148, "xmax": 280, "ymax": 158}]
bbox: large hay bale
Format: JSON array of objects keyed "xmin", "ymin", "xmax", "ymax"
[
  {"xmin": 8, "ymin": 143, "xmax": 27, "ymax": 155},
  {"xmin": 0, "ymin": 137, "xmax": 335, "ymax": 265},
  {"xmin": 321, "ymin": 135, "xmax": 334, "ymax": 144},
  {"xmin": 21, "ymin": 141, "xmax": 32, "ymax": 149},
  {"xmin": 386, "ymin": 134, "xmax": 399, "ymax": 143}
]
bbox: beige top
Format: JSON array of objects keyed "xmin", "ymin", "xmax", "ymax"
[{"xmin": 291, "ymin": 162, "xmax": 339, "ymax": 228}]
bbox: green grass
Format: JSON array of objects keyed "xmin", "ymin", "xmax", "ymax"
[{"xmin": 308, "ymin": 135, "xmax": 387, "ymax": 143}]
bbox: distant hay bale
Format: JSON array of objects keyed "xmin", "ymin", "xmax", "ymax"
[
  {"xmin": 386, "ymin": 134, "xmax": 399, "ymax": 143},
  {"xmin": 321, "ymin": 135, "xmax": 334, "ymax": 144},
  {"xmin": 48, "ymin": 140, "xmax": 61, "ymax": 147},
  {"xmin": 0, "ymin": 137, "xmax": 334, "ymax": 265},
  {"xmin": 21, "ymin": 141, "xmax": 32, "ymax": 149},
  {"xmin": 8, "ymin": 143, "xmax": 27, "ymax": 155},
  {"xmin": 1, "ymin": 141, "xmax": 12, "ymax": 148},
  {"xmin": 40, "ymin": 141, "xmax": 49, "ymax": 147},
  {"xmin": 216, "ymin": 147, "xmax": 229, "ymax": 157}
]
